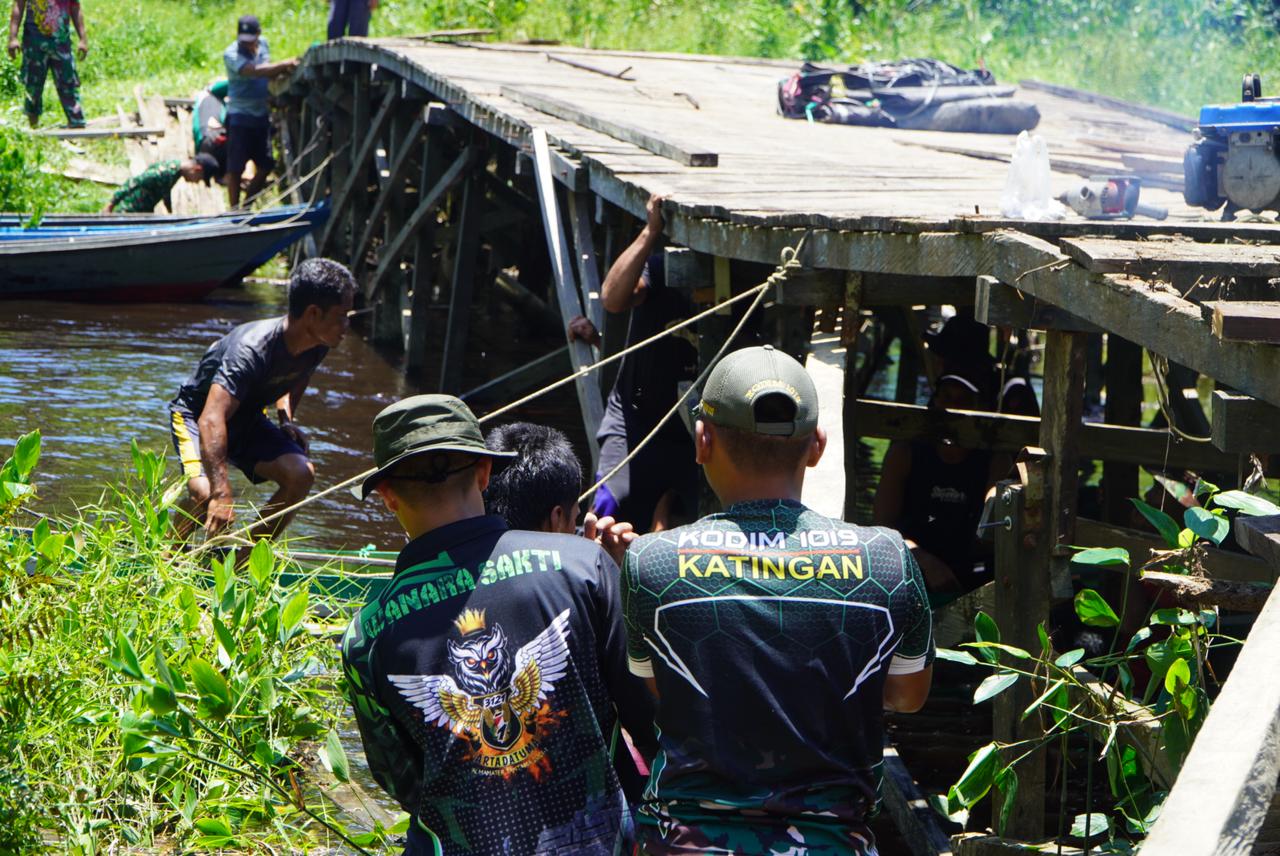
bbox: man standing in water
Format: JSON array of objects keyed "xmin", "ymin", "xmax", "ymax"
[
  {"xmin": 222, "ymin": 14, "xmax": 296, "ymax": 208},
  {"xmin": 7, "ymin": 0, "xmax": 88, "ymax": 128},
  {"xmin": 168, "ymin": 258, "xmax": 354, "ymax": 540}
]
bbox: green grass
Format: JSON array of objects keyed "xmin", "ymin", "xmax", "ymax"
[{"xmin": 7, "ymin": 0, "xmax": 1280, "ymax": 211}]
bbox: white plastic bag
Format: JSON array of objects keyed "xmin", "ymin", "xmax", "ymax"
[{"xmin": 1000, "ymin": 131, "xmax": 1066, "ymax": 220}]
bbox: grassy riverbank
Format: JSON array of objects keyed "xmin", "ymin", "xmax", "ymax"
[{"xmin": 5, "ymin": 0, "xmax": 1280, "ymax": 212}]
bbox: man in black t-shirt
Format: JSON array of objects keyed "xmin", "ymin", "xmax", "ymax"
[
  {"xmin": 568, "ymin": 194, "xmax": 698, "ymax": 533},
  {"xmin": 344, "ymin": 395, "xmax": 651, "ymax": 856},
  {"xmin": 168, "ymin": 258, "xmax": 354, "ymax": 540},
  {"xmin": 622, "ymin": 346, "xmax": 934, "ymax": 855}
]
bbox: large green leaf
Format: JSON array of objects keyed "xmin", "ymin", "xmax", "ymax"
[
  {"xmin": 1131, "ymin": 498, "xmax": 1182, "ymax": 548},
  {"xmin": 248, "ymin": 540, "xmax": 275, "ymax": 588},
  {"xmin": 935, "ymin": 647, "xmax": 980, "ymax": 666},
  {"xmin": 1144, "ymin": 637, "xmax": 1193, "ymax": 684},
  {"xmin": 1054, "ymin": 648, "xmax": 1085, "ymax": 668},
  {"xmin": 1184, "ymin": 507, "xmax": 1228, "ymax": 545},
  {"xmin": 11, "ymin": 430, "xmax": 40, "ymax": 480},
  {"xmin": 949, "ymin": 743, "xmax": 1001, "ymax": 809},
  {"xmin": 279, "ymin": 588, "xmax": 309, "ymax": 643},
  {"xmin": 321, "ymin": 729, "xmax": 351, "ymax": 783},
  {"xmin": 189, "ymin": 659, "xmax": 232, "ymax": 718},
  {"xmin": 963, "ymin": 641, "xmax": 1032, "ymax": 660},
  {"xmin": 1071, "ymin": 547, "xmax": 1130, "ymax": 567},
  {"xmin": 1070, "ymin": 813, "xmax": 1112, "ymax": 839},
  {"xmin": 1212, "ymin": 490, "xmax": 1280, "ymax": 517},
  {"xmin": 973, "ymin": 611, "xmax": 1001, "ymax": 664},
  {"xmin": 996, "ymin": 766, "xmax": 1018, "ymax": 837},
  {"xmin": 974, "ymin": 672, "xmax": 1019, "ymax": 704},
  {"xmin": 1074, "ymin": 589, "xmax": 1120, "ymax": 627}
]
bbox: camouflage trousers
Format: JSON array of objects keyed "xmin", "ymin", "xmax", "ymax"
[{"xmin": 22, "ymin": 35, "xmax": 84, "ymax": 127}]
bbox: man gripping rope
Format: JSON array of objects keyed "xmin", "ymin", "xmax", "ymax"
[{"xmin": 622, "ymin": 345, "xmax": 934, "ymax": 855}]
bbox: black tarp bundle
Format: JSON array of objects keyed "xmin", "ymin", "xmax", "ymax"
[{"xmin": 778, "ymin": 58, "xmax": 1040, "ymax": 134}]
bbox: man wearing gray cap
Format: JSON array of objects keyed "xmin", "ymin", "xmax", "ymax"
[
  {"xmin": 621, "ymin": 345, "xmax": 934, "ymax": 855},
  {"xmin": 341, "ymin": 394, "xmax": 652, "ymax": 856}
]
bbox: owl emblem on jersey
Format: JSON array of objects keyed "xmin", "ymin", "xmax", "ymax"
[{"xmin": 389, "ymin": 608, "xmax": 573, "ymax": 776}]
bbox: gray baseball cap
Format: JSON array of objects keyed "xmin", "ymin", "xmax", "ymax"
[{"xmin": 698, "ymin": 345, "xmax": 818, "ymax": 437}]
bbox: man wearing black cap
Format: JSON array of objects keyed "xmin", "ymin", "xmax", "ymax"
[
  {"xmin": 621, "ymin": 345, "xmax": 933, "ymax": 856},
  {"xmin": 222, "ymin": 14, "xmax": 296, "ymax": 208},
  {"xmin": 342, "ymin": 394, "xmax": 653, "ymax": 856},
  {"xmin": 105, "ymin": 153, "xmax": 222, "ymax": 213}
]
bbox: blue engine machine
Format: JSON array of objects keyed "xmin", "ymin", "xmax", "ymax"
[{"xmin": 1185, "ymin": 74, "xmax": 1280, "ymax": 214}]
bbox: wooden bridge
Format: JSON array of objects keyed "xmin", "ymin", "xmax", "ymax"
[{"xmin": 279, "ymin": 37, "xmax": 1280, "ymax": 855}]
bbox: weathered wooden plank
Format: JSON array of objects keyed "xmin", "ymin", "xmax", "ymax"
[
  {"xmin": 1209, "ymin": 300, "xmax": 1280, "ymax": 343},
  {"xmin": 1212, "ymin": 390, "xmax": 1280, "ymax": 454},
  {"xmin": 531, "ymin": 127, "xmax": 604, "ymax": 468},
  {"xmin": 1038, "ymin": 329, "xmax": 1088, "ymax": 598},
  {"xmin": 881, "ymin": 742, "xmax": 954, "ymax": 856},
  {"xmin": 1141, "ymin": 584, "xmax": 1280, "ymax": 855},
  {"xmin": 439, "ymin": 174, "xmax": 481, "ymax": 393},
  {"xmin": 1140, "ymin": 569, "xmax": 1273, "ymax": 611},
  {"xmin": 1103, "ymin": 335, "xmax": 1143, "ymax": 524},
  {"xmin": 974, "ymin": 275, "xmax": 1099, "ymax": 332},
  {"xmin": 984, "ymin": 230, "xmax": 1280, "ymax": 410},
  {"xmin": 319, "ymin": 84, "xmax": 398, "ymax": 256},
  {"xmin": 850, "ymin": 399, "xmax": 1239, "ymax": 473},
  {"xmin": 1236, "ymin": 515, "xmax": 1280, "ymax": 571},
  {"xmin": 568, "ymin": 190, "xmax": 605, "ymax": 330},
  {"xmin": 462, "ymin": 345, "xmax": 572, "ymax": 406},
  {"xmin": 1018, "ymin": 79, "xmax": 1196, "ymax": 131},
  {"xmin": 1076, "ymin": 517, "xmax": 1275, "ymax": 584},
  {"xmin": 1061, "ymin": 237, "xmax": 1280, "ymax": 279},
  {"xmin": 35, "ymin": 126, "xmax": 165, "ymax": 139},
  {"xmin": 501, "ymin": 85, "xmax": 718, "ymax": 167},
  {"xmin": 953, "ymin": 834, "xmax": 1084, "ymax": 856},
  {"xmin": 351, "ymin": 106, "xmax": 428, "ymax": 274}
]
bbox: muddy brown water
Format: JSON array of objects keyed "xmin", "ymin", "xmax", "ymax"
[{"xmin": 0, "ymin": 280, "xmax": 587, "ymax": 550}]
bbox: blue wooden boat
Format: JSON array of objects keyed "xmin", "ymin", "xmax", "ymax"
[{"xmin": 0, "ymin": 205, "xmax": 327, "ymax": 302}]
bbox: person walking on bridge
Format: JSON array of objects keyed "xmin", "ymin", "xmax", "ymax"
[
  {"xmin": 327, "ymin": 0, "xmax": 376, "ymax": 39},
  {"xmin": 168, "ymin": 258, "xmax": 354, "ymax": 543},
  {"xmin": 222, "ymin": 14, "xmax": 296, "ymax": 208},
  {"xmin": 6, "ymin": 0, "xmax": 87, "ymax": 128}
]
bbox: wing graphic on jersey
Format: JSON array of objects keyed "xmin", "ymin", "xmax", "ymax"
[
  {"xmin": 388, "ymin": 672, "xmax": 483, "ymax": 735},
  {"xmin": 509, "ymin": 608, "xmax": 573, "ymax": 716}
]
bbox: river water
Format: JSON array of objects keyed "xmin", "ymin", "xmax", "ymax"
[{"xmin": 0, "ymin": 281, "xmax": 584, "ymax": 550}]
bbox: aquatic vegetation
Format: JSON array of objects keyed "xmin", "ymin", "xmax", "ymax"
[{"xmin": 0, "ymin": 431, "xmax": 401, "ymax": 852}]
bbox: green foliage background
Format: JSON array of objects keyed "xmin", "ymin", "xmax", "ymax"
[{"xmin": 5, "ymin": 0, "xmax": 1280, "ymax": 211}]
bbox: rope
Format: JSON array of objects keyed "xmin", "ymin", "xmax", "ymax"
[
  {"xmin": 192, "ymin": 232, "xmax": 811, "ymax": 555},
  {"xmin": 577, "ymin": 235, "xmax": 809, "ymax": 505}
]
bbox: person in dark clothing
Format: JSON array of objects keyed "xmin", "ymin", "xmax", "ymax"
[
  {"xmin": 222, "ymin": 15, "xmax": 297, "ymax": 208},
  {"xmin": 568, "ymin": 194, "xmax": 699, "ymax": 533},
  {"xmin": 343, "ymin": 395, "xmax": 654, "ymax": 856},
  {"xmin": 873, "ymin": 371, "xmax": 1009, "ymax": 594},
  {"xmin": 168, "ymin": 258, "xmax": 354, "ymax": 540},
  {"xmin": 327, "ymin": 0, "xmax": 375, "ymax": 39},
  {"xmin": 623, "ymin": 346, "xmax": 933, "ymax": 855}
]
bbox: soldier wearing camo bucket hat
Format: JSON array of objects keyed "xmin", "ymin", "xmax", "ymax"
[
  {"xmin": 621, "ymin": 345, "xmax": 934, "ymax": 856},
  {"xmin": 341, "ymin": 394, "xmax": 655, "ymax": 856}
]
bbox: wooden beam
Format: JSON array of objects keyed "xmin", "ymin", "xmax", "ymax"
[
  {"xmin": 1236, "ymin": 515, "xmax": 1280, "ymax": 571},
  {"xmin": 1210, "ymin": 300, "xmax": 1280, "ymax": 343},
  {"xmin": 1139, "ymin": 570, "xmax": 1273, "ymax": 611},
  {"xmin": 974, "ymin": 276, "xmax": 1098, "ymax": 332},
  {"xmin": 1062, "ymin": 237, "xmax": 1280, "ymax": 280},
  {"xmin": 881, "ymin": 742, "xmax": 954, "ymax": 855},
  {"xmin": 501, "ymin": 85, "xmax": 718, "ymax": 167},
  {"xmin": 850, "ymin": 399, "xmax": 1240, "ymax": 473},
  {"xmin": 318, "ymin": 84, "xmax": 398, "ymax": 257},
  {"xmin": 462, "ymin": 345, "xmax": 572, "ymax": 406},
  {"xmin": 1141, "ymin": 585, "xmax": 1280, "ymax": 854},
  {"xmin": 568, "ymin": 191, "xmax": 605, "ymax": 330},
  {"xmin": 984, "ymin": 230, "xmax": 1280, "ymax": 410},
  {"xmin": 1103, "ymin": 335, "xmax": 1143, "ymax": 524},
  {"xmin": 367, "ymin": 146, "xmax": 476, "ymax": 300},
  {"xmin": 351, "ymin": 107, "xmax": 428, "ymax": 275},
  {"xmin": 439, "ymin": 173, "xmax": 481, "ymax": 393},
  {"xmin": 530, "ymin": 127, "xmax": 604, "ymax": 468},
  {"xmin": 1038, "ymin": 329, "xmax": 1088, "ymax": 598},
  {"xmin": 954, "ymin": 834, "xmax": 1084, "ymax": 856},
  {"xmin": 545, "ymin": 52, "xmax": 635, "ymax": 81},
  {"xmin": 842, "ymin": 275, "xmax": 864, "ymax": 520},
  {"xmin": 1076, "ymin": 517, "xmax": 1275, "ymax": 584},
  {"xmin": 34, "ymin": 126, "xmax": 165, "ymax": 139},
  {"xmin": 1211, "ymin": 390, "xmax": 1280, "ymax": 454}
]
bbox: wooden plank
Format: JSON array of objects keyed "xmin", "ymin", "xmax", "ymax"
[
  {"xmin": 319, "ymin": 84, "xmax": 398, "ymax": 256},
  {"xmin": 1103, "ymin": 336, "xmax": 1143, "ymax": 524},
  {"xmin": 1018, "ymin": 79, "xmax": 1196, "ymax": 131},
  {"xmin": 568, "ymin": 190, "xmax": 605, "ymax": 330},
  {"xmin": 462, "ymin": 345, "xmax": 572, "ymax": 406},
  {"xmin": 991, "ymin": 482, "xmax": 1046, "ymax": 837},
  {"xmin": 1210, "ymin": 300, "xmax": 1280, "ymax": 343},
  {"xmin": 352, "ymin": 107, "xmax": 428, "ymax": 275},
  {"xmin": 974, "ymin": 275, "xmax": 1098, "ymax": 332},
  {"xmin": 1061, "ymin": 237, "xmax": 1280, "ymax": 279},
  {"xmin": 501, "ymin": 85, "xmax": 718, "ymax": 167},
  {"xmin": 983, "ymin": 230, "xmax": 1280, "ymax": 410},
  {"xmin": 1212, "ymin": 390, "xmax": 1280, "ymax": 454},
  {"xmin": 851, "ymin": 398, "xmax": 1239, "ymax": 473},
  {"xmin": 842, "ymin": 274, "xmax": 864, "ymax": 520},
  {"xmin": 531, "ymin": 127, "xmax": 604, "ymax": 468},
  {"xmin": 954, "ymin": 834, "xmax": 1084, "ymax": 856},
  {"xmin": 881, "ymin": 742, "xmax": 954, "ymax": 856},
  {"xmin": 1076, "ymin": 517, "xmax": 1275, "ymax": 584},
  {"xmin": 1235, "ymin": 515, "xmax": 1280, "ymax": 571},
  {"xmin": 1139, "ymin": 569, "xmax": 1272, "ymax": 611},
  {"xmin": 35, "ymin": 126, "xmax": 165, "ymax": 139},
  {"xmin": 1037, "ymin": 329, "xmax": 1088, "ymax": 598},
  {"xmin": 545, "ymin": 52, "xmax": 635, "ymax": 81},
  {"xmin": 1141, "ymin": 585, "xmax": 1280, "ymax": 855},
  {"xmin": 439, "ymin": 174, "xmax": 481, "ymax": 393}
]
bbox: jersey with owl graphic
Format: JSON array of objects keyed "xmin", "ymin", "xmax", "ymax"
[
  {"xmin": 621, "ymin": 499, "xmax": 934, "ymax": 855},
  {"xmin": 342, "ymin": 514, "xmax": 647, "ymax": 856}
]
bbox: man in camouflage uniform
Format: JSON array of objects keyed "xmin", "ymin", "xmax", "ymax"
[
  {"xmin": 107, "ymin": 153, "xmax": 221, "ymax": 214},
  {"xmin": 7, "ymin": 0, "xmax": 87, "ymax": 128},
  {"xmin": 622, "ymin": 345, "xmax": 935, "ymax": 855}
]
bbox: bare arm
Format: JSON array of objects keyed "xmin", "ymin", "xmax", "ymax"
[
  {"xmin": 883, "ymin": 667, "xmax": 932, "ymax": 713},
  {"xmin": 198, "ymin": 384, "xmax": 241, "ymax": 535},
  {"xmin": 871, "ymin": 440, "xmax": 911, "ymax": 527},
  {"xmin": 7, "ymin": 0, "xmax": 25, "ymax": 59},
  {"xmin": 601, "ymin": 194, "xmax": 665, "ymax": 314},
  {"xmin": 70, "ymin": 2, "xmax": 86, "ymax": 55},
  {"xmin": 239, "ymin": 58, "xmax": 298, "ymax": 79}
]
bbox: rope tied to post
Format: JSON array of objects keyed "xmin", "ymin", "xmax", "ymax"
[{"xmin": 192, "ymin": 231, "xmax": 812, "ymax": 556}]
